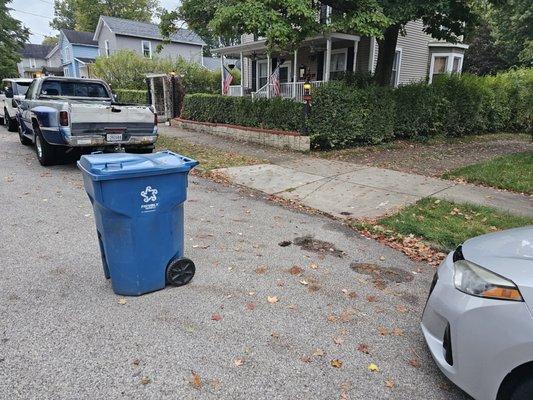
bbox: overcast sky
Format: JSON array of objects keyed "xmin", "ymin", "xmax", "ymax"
[{"xmin": 9, "ymin": 0, "xmax": 181, "ymax": 44}]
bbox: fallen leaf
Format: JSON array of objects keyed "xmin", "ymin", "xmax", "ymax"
[
  {"xmin": 409, "ymin": 358, "xmax": 421, "ymax": 368},
  {"xmin": 190, "ymin": 372, "xmax": 202, "ymax": 389},
  {"xmin": 327, "ymin": 314, "xmax": 339, "ymax": 322},
  {"xmin": 117, "ymin": 298, "xmax": 127, "ymax": 305},
  {"xmin": 347, "ymin": 291, "xmax": 358, "ymax": 299},
  {"xmin": 378, "ymin": 327, "xmax": 390, "ymax": 336},
  {"xmin": 357, "ymin": 344, "xmax": 370, "ymax": 354},
  {"xmin": 211, "ymin": 313, "xmax": 222, "ymax": 321},
  {"xmin": 255, "ymin": 266, "xmax": 267, "ymax": 274},
  {"xmin": 385, "ymin": 379, "xmax": 395, "ymax": 388},
  {"xmin": 234, "ymin": 358, "xmax": 245, "ymax": 367},
  {"xmin": 366, "ymin": 295, "xmax": 378, "ymax": 302},
  {"xmin": 267, "ymin": 296, "xmax": 279, "ymax": 304},
  {"xmin": 245, "ymin": 302, "xmax": 256, "ymax": 311},
  {"xmin": 309, "ymin": 263, "xmax": 319, "ymax": 269},
  {"xmin": 132, "ymin": 359, "xmax": 140, "ymax": 366},
  {"xmin": 368, "ymin": 363, "xmax": 379, "ymax": 372},
  {"xmin": 333, "ymin": 336, "xmax": 344, "ymax": 345},
  {"xmin": 289, "ymin": 266, "xmax": 303, "ymax": 275},
  {"xmin": 330, "ymin": 359, "xmax": 343, "ymax": 368},
  {"xmin": 312, "ymin": 348, "xmax": 325, "ymax": 357},
  {"xmin": 299, "ymin": 280, "xmax": 309, "ymax": 286},
  {"xmin": 270, "ymin": 332, "xmax": 279, "ymax": 339},
  {"xmin": 140, "ymin": 377, "xmax": 151, "ymax": 385},
  {"xmin": 279, "ymin": 240, "xmax": 292, "ymax": 247},
  {"xmin": 379, "ymin": 256, "xmax": 386, "ymax": 261},
  {"xmin": 393, "ymin": 328, "xmax": 404, "ymax": 336},
  {"xmin": 396, "ymin": 304, "xmax": 408, "ymax": 314},
  {"xmin": 300, "ymin": 355, "xmax": 312, "ymax": 363}
]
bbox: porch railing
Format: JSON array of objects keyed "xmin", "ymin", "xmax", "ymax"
[
  {"xmin": 227, "ymin": 85, "xmax": 243, "ymax": 97},
  {"xmin": 251, "ymin": 81, "xmax": 325, "ymax": 102}
]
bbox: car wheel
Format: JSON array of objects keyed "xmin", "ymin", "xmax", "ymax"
[
  {"xmin": 18, "ymin": 122, "xmax": 32, "ymax": 145},
  {"xmin": 5, "ymin": 109, "xmax": 17, "ymax": 132},
  {"xmin": 34, "ymin": 126, "xmax": 63, "ymax": 166}
]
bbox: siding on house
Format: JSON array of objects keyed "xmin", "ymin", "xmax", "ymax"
[
  {"xmin": 396, "ymin": 20, "xmax": 432, "ymax": 84},
  {"xmin": 113, "ymin": 35, "xmax": 203, "ymax": 62},
  {"xmin": 97, "ymin": 23, "xmax": 117, "ymax": 57}
]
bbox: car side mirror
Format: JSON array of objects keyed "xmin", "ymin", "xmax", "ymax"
[{"xmin": 5, "ymin": 87, "xmax": 13, "ymax": 98}]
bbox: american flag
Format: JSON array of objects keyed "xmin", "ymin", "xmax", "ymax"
[
  {"xmin": 270, "ymin": 64, "xmax": 281, "ymax": 97},
  {"xmin": 222, "ymin": 66, "xmax": 233, "ymax": 95}
]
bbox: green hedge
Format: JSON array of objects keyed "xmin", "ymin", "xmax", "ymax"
[
  {"xmin": 115, "ymin": 89, "xmax": 148, "ymax": 105},
  {"xmin": 182, "ymin": 94, "xmax": 304, "ymax": 132},
  {"xmin": 308, "ymin": 82, "xmax": 395, "ymax": 148}
]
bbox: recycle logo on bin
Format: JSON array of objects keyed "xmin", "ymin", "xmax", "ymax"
[{"xmin": 141, "ymin": 186, "xmax": 158, "ymax": 203}]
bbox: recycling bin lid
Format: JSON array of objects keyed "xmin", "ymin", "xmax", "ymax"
[{"xmin": 78, "ymin": 151, "xmax": 199, "ymax": 181}]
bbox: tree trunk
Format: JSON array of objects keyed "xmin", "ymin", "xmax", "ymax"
[{"xmin": 374, "ymin": 24, "xmax": 401, "ymax": 86}]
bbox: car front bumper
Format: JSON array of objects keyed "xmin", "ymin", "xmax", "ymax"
[{"xmin": 421, "ymin": 253, "xmax": 533, "ymax": 400}]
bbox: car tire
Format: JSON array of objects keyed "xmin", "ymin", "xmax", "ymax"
[
  {"xmin": 18, "ymin": 122, "xmax": 32, "ymax": 145},
  {"xmin": 34, "ymin": 126, "xmax": 63, "ymax": 166},
  {"xmin": 5, "ymin": 109, "xmax": 17, "ymax": 132},
  {"xmin": 509, "ymin": 379, "xmax": 533, "ymax": 400}
]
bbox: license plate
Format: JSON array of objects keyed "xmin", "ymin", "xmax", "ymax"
[{"xmin": 106, "ymin": 133, "xmax": 123, "ymax": 142}]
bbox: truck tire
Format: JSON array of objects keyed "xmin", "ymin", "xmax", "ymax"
[
  {"xmin": 18, "ymin": 122, "xmax": 32, "ymax": 145},
  {"xmin": 4, "ymin": 109, "xmax": 17, "ymax": 132},
  {"xmin": 34, "ymin": 126, "xmax": 64, "ymax": 166}
]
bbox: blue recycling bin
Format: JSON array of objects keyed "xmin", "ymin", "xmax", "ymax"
[{"xmin": 78, "ymin": 151, "xmax": 199, "ymax": 296}]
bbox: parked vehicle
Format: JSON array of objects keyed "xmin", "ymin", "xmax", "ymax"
[
  {"xmin": 17, "ymin": 76, "xmax": 158, "ymax": 166},
  {"xmin": 422, "ymin": 226, "xmax": 533, "ymax": 400},
  {"xmin": 0, "ymin": 78, "xmax": 33, "ymax": 132}
]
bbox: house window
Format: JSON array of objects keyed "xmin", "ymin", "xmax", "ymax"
[
  {"xmin": 105, "ymin": 40, "xmax": 110, "ymax": 57},
  {"xmin": 429, "ymin": 53, "xmax": 464, "ymax": 83},
  {"xmin": 390, "ymin": 49, "xmax": 402, "ymax": 86},
  {"xmin": 142, "ymin": 41, "xmax": 152, "ymax": 58},
  {"xmin": 329, "ymin": 49, "xmax": 347, "ymax": 73},
  {"xmin": 452, "ymin": 56, "xmax": 462, "ymax": 73},
  {"xmin": 63, "ymin": 67, "xmax": 70, "ymax": 77},
  {"xmin": 257, "ymin": 60, "xmax": 268, "ymax": 88},
  {"xmin": 64, "ymin": 47, "xmax": 71, "ymax": 63}
]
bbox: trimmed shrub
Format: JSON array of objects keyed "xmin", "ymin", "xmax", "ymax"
[
  {"xmin": 308, "ymin": 81, "xmax": 395, "ymax": 149},
  {"xmin": 182, "ymin": 94, "xmax": 305, "ymax": 132},
  {"xmin": 115, "ymin": 89, "xmax": 148, "ymax": 105}
]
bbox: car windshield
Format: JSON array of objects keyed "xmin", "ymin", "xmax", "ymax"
[
  {"xmin": 40, "ymin": 80, "xmax": 110, "ymax": 99},
  {"xmin": 13, "ymin": 82, "xmax": 31, "ymax": 96}
]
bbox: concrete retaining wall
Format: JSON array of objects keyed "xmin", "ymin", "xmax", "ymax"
[{"xmin": 174, "ymin": 119, "xmax": 310, "ymax": 152}]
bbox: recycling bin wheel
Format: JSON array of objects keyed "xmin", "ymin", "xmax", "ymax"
[{"xmin": 166, "ymin": 257, "xmax": 195, "ymax": 286}]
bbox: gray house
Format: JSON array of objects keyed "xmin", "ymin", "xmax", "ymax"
[
  {"xmin": 216, "ymin": 6, "xmax": 468, "ymax": 100},
  {"xmin": 17, "ymin": 44, "xmax": 54, "ymax": 78},
  {"xmin": 93, "ymin": 16, "xmax": 205, "ymax": 62}
]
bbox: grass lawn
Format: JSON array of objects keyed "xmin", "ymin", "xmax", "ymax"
[
  {"xmin": 443, "ymin": 151, "xmax": 533, "ymax": 194},
  {"xmin": 359, "ymin": 197, "xmax": 533, "ymax": 252},
  {"xmin": 156, "ymin": 135, "xmax": 264, "ymax": 173}
]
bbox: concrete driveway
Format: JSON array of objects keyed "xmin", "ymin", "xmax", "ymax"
[{"xmin": 0, "ymin": 127, "xmax": 469, "ymax": 399}]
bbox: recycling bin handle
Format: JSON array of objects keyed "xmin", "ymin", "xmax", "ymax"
[
  {"xmin": 105, "ymin": 162, "xmax": 123, "ymax": 169},
  {"xmin": 163, "ymin": 150, "xmax": 199, "ymax": 168}
]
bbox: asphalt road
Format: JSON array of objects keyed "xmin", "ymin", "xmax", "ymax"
[{"xmin": 0, "ymin": 126, "xmax": 470, "ymax": 399}]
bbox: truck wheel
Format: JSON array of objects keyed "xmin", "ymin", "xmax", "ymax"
[
  {"xmin": 18, "ymin": 122, "xmax": 31, "ymax": 145},
  {"xmin": 4, "ymin": 109, "xmax": 17, "ymax": 132},
  {"xmin": 34, "ymin": 127, "xmax": 63, "ymax": 166},
  {"xmin": 166, "ymin": 257, "xmax": 195, "ymax": 287}
]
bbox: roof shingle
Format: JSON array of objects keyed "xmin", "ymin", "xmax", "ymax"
[
  {"xmin": 100, "ymin": 16, "xmax": 205, "ymax": 46},
  {"xmin": 62, "ymin": 29, "xmax": 98, "ymax": 46},
  {"xmin": 19, "ymin": 44, "xmax": 53, "ymax": 59}
]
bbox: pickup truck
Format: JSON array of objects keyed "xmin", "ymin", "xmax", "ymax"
[
  {"xmin": 0, "ymin": 78, "xmax": 33, "ymax": 132},
  {"xmin": 17, "ymin": 76, "xmax": 158, "ymax": 166}
]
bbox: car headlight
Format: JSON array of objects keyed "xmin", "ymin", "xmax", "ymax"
[{"xmin": 453, "ymin": 247, "xmax": 523, "ymax": 301}]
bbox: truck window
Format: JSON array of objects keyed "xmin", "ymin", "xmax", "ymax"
[
  {"xmin": 40, "ymin": 81, "xmax": 110, "ymax": 98},
  {"xmin": 13, "ymin": 82, "xmax": 31, "ymax": 96},
  {"xmin": 25, "ymin": 80, "xmax": 38, "ymax": 100}
]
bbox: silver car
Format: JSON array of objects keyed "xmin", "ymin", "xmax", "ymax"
[{"xmin": 422, "ymin": 226, "xmax": 533, "ymax": 400}]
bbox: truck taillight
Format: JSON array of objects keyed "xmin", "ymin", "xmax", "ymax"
[{"xmin": 59, "ymin": 111, "xmax": 69, "ymax": 127}]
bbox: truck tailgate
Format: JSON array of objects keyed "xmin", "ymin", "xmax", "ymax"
[{"xmin": 69, "ymin": 103, "xmax": 154, "ymax": 136}]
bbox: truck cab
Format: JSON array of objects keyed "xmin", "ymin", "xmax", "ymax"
[
  {"xmin": 0, "ymin": 78, "xmax": 33, "ymax": 131},
  {"xmin": 17, "ymin": 76, "xmax": 158, "ymax": 166}
]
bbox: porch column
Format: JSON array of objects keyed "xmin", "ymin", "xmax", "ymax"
[
  {"xmin": 220, "ymin": 55, "xmax": 225, "ymax": 94},
  {"xmin": 240, "ymin": 51, "xmax": 244, "ymax": 96},
  {"xmin": 292, "ymin": 49, "xmax": 298, "ymax": 99},
  {"xmin": 368, "ymin": 37, "xmax": 376, "ymax": 73},
  {"xmin": 353, "ymin": 40, "xmax": 359, "ymax": 72},
  {"xmin": 266, "ymin": 53, "xmax": 271, "ymax": 99},
  {"xmin": 325, "ymin": 36, "xmax": 332, "ymax": 82}
]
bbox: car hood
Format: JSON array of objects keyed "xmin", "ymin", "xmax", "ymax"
[{"xmin": 462, "ymin": 226, "xmax": 533, "ymax": 287}]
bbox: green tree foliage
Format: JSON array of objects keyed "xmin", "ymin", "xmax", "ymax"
[
  {"xmin": 162, "ymin": 0, "xmax": 483, "ymax": 85},
  {"xmin": 42, "ymin": 35, "xmax": 59, "ymax": 46},
  {"xmin": 0, "ymin": 0, "xmax": 29, "ymax": 81},
  {"xmin": 90, "ymin": 50, "xmax": 236, "ymax": 94},
  {"xmin": 52, "ymin": 0, "xmax": 158, "ymax": 32}
]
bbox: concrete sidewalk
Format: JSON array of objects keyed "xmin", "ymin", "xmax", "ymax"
[{"xmin": 160, "ymin": 125, "xmax": 533, "ymax": 219}]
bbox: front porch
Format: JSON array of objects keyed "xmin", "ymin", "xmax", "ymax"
[{"xmin": 216, "ymin": 33, "xmax": 371, "ymax": 102}]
